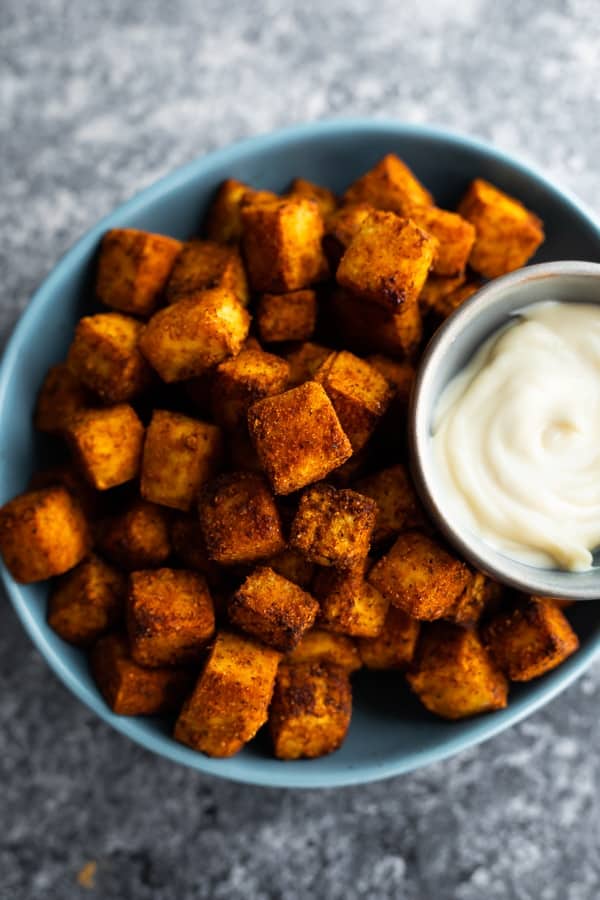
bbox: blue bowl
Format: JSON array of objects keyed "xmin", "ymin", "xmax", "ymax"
[{"xmin": 2, "ymin": 119, "xmax": 600, "ymax": 788}]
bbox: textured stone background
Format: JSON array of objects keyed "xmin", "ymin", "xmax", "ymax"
[{"xmin": 2, "ymin": 1, "xmax": 600, "ymax": 898}]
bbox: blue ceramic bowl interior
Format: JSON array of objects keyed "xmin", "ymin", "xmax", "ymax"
[{"xmin": 2, "ymin": 119, "xmax": 600, "ymax": 788}]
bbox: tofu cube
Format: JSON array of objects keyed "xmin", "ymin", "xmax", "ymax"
[
  {"xmin": 322, "ymin": 202, "xmax": 375, "ymax": 268},
  {"xmin": 418, "ymin": 273, "xmax": 466, "ymax": 313},
  {"xmin": 482, "ymin": 597, "xmax": 579, "ymax": 681},
  {"xmin": 285, "ymin": 341, "xmax": 333, "ymax": 387},
  {"xmin": 97, "ymin": 499, "xmax": 171, "ymax": 570},
  {"xmin": 139, "ymin": 288, "xmax": 250, "ymax": 383},
  {"xmin": 366, "ymin": 355, "xmax": 415, "ymax": 411},
  {"xmin": 96, "ymin": 228, "xmax": 182, "ymax": 317},
  {"xmin": 204, "ymin": 179, "xmax": 266, "ymax": 244},
  {"xmin": 211, "ymin": 348, "xmax": 290, "ymax": 431},
  {"xmin": 92, "ymin": 632, "xmax": 194, "ymax": 715},
  {"xmin": 174, "ymin": 630, "xmax": 282, "ymax": 757},
  {"xmin": 407, "ymin": 623, "xmax": 508, "ymax": 719},
  {"xmin": 47, "ymin": 554, "xmax": 126, "ymax": 645},
  {"xmin": 67, "ymin": 313, "xmax": 152, "ymax": 403},
  {"xmin": 263, "ymin": 547, "xmax": 315, "ymax": 589},
  {"xmin": 288, "ymin": 178, "xmax": 338, "ymax": 218},
  {"xmin": 343, "ymin": 154, "xmax": 433, "ymax": 214},
  {"xmin": 241, "ymin": 197, "xmax": 328, "ymax": 292},
  {"xmin": 34, "ymin": 363, "xmax": 90, "ymax": 435},
  {"xmin": 67, "ymin": 405, "xmax": 144, "ymax": 490},
  {"xmin": 286, "ymin": 629, "xmax": 362, "ymax": 672},
  {"xmin": 411, "ymin": 207, "xmax": 476, "ymax": 276},
  {"xmin": 457, "ymin": 178, "xmax": 544, "ymax": 278},
  {"xmin": 446, "ymin": 573, "xmax": 504, "ymax": 627},
  {"xmin": 0, "ymin": 487, "xmax": 90, "ymax": 583},
  {"xmin": 291, "ymin": 483, "xmax": 377, "ymax": 568},
  {"xmin": 314, "ymin": 350, "xmax": 393, "ymax": 451},
  {"xmin": 247, "ymin": 382, "xmax": 353, "ymax": 495},
  {"xmin": 127, "ymin": 568, "xmax": 215, "ymax": 667},
  {"xmin": 314, "ymin": 564, "xmax": 389, "ymax": 638},
  {"xmin": 329, "ymin": 287, "xmax": 423, "ymax": 361},
  {"xmin": 257, "ymin": 290, "xmax": 317, "ymax": 343},
  {"xmin": 421, "ymin": 277, "xmax": 482, "ymax": 324},
  {"xmin": 198, "ymin": 472, "xmax": 285, "ymax": 564},
  {"xmin": 28, "ymin": 464, "xmax": 101, "ymax": 522},
  {"xmin": 357, "ymin": 606, "xmax": 420, "ymax": 670},
  {"xmin": 165, "ymin": 239, "xmax": 249, "ymax": 306},
  {"xmin": 355, "ymin": 465, "xmax": 425, "ymax": 544},
  {"xmin": 141, "ymin": 410, "xmax": 223, "ymax": 511},
  {"xmin": 337, "ymin": 211, "xmax": 436, "ymax": 312},
  {"xmin": 368, "ymin": 531, "xmax": 471, "ymax": 620},
  {"xmin": 269, "ymin": 661, "xmax": 352, "ymax": 759}
]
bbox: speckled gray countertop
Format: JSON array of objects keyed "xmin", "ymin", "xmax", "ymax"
[{"xmin": 2, "ymin": 1, "xmax": 600, "ymax": 898}]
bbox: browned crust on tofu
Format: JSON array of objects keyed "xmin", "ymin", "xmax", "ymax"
[
  {"xmin": 286, "ymin": 629, "xmax": 362, "ymax": 672},
  {"xmin": 97, "ymin": 499, "xmax": 171, "ymax": 570},
  {"xmin": 290, "ymin": 483, "xmax": 377, "ymax": 568},
  {"xmin": 67, "ymin": 405, "xmax": 144, "ymax": 490},
  {"xmin": 48, "ymin": 554, "xmax": 126, "ymax": 645},
  {"xmin": 165, "ymin": 239, "xmax": 249, "ymax": 306}
]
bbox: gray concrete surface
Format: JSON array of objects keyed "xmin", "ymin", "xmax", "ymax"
[{"xmin": 2, "ymin": 1, "xmax": 600, "ymax": 897}]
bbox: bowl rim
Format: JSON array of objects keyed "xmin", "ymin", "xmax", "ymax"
[{"xmin": 3, "ymin": 117, "xmax": 600, "ymax": 788}]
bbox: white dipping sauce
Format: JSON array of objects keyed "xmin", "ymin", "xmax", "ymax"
[{"xmin": 432, "ymin": 301, "xmax": 600, "ymax": 572}]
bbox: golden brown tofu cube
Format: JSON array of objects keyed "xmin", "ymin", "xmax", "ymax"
[
  {"xmin": 229, "ymin": 566, "xmax": 319, "ymax": 651},
  {"xmin": 411, "ymin": 207, "xmax": 476, "ymax": 276},
  {"xmin": 0, "ymin": 487, "xmax": 90, "ymax": 583},
  {"xmin": 457, "ymin": 178, "xmax": 544, "ymax": 278},
  {"xmin": 28, "ymin": 464, "xmax": 101, "ymax": 522},
  {"xmin": 96, "ymin": 228, "xmax": 182, "ymax": 317},
  {"xmin": 286, "ymin": 629, "xmax": 362, "ymax": 672},
  {"xmin": 314, "ymin": 350, "xmax": 393, "ymax": 451},
  {"xmin": 263, "ymin": 547, "xmax": 315, "ymax": 589},
  {"xmin": 482, "ymin": 597, "xmax": 579, "ymax": 681},
  {"xmin": 174, "ymin": 630, "xmax": 282, "ymax": 757},
  {"xmin": 322, "ymin": 202, "xmax": 375, "ymax": 268},
  {"xmin": 368, "ymin": 531, "xmax": 471, "ymax": 621},
  {"xmin": 422, "ymin": 277, "xmax": 482, "ymax": 324},
  {"xmin": 446, "ymin": 573, "xmax": 504, "ymax": 628},
  {"xmin": 165, "ymin": 239, "xmax": 249, "ymax": 306},
  {"xmin": 139, "ymin": 288, "xmax": 250, "ymax": 383},
  {"xmin": 198, "ymin": 472, "xmax": 285, "ymax": 564},
  {"xmin": 97, "ymin": 499, "xmax": 171, "ymax": 570},
  {"xmin": 366, "ymin": 355, "xmax": 415, "ymax": 411},
  {"xmin": 257, "ymin": 290, "xmax": 317, "ymax": 343},
  {"xmin": 407, "ymin": 623, "xmax": 508, "ymax": 719},
  {"xmin": 92, "ymin": 632, "xmax": 194, "ymax": 716},
  {"xmin": 127, "ymin": 568, "xmax": 215, "ymax": 667},
  {"xmin": 337, "ymin": 211, "xmax": 436, "ymax": 313},
  {"xmin": 355, "ymin": 465, "xmax": 425, "ymax": 544},
  {"xmin": 343, "ymin": 154, "xmax": 433, "ymax": 214},
  {"xmin": 291, "ymin": 483, "xmax": 377, "ymax": 568},
  {"xmin": 329, "ymin": 287, "xmax": 423, "ymax": 361},
  {"xmin": 241, "ymin": 197, "xmax": 328, "ymax": 292},
  {"xmin": 269, "ymin": 661, "xmax": 352, "ymax": 759},
  {"xmin": 211, "ymin": 348, "xmax": 290, "ymax": 431},
  {"xmin": 285, "ymin": 341, "xmax": 333, "ymax": 387},
  {"xmin": 418, "ymin": 272, "xmax": 466, "ymax": 312},
  {"xmin": 314, "ymin": 564, "xmax": 389, "ymax": 638},
  {"xmin": 357, "ymin": 606, "xmax": 420, "ymax": 670},
  {"xmin": 67, "ymin": 313, "xmax": 151, "ymax": 403},
  {"xmin": 47, "ymin": 554, "xmax": 126, "ymax": 646},
  {"xmin": 288, "ymin": 177, "xmax": 338, "ymax": 218},
  {"xmin": 248, "ymin": 381, "xmax": 353, "ymax": 495},
  {"xmin": 141, "ymin": 410, "xmax": 222, "ymax": 511},
  {"xmin": 34, "ymin": 363, "xmax": 90, "ymax": 435},
  {"xmin": 204, "ymin": 178, "xmax": 252, "ymax": 243},
  {"xmin": 67, "ymin": 405, "xmax": 144, "ymax": 490}
]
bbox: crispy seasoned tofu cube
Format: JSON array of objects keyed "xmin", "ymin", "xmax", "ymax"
[
  {"xmin": 355, "ymin": 465, "xmax": 425, "ymax": 544},
  {"xmin": 241, "ymin": 197, "xmax": 328, "ymax": 292},
  {"xmin": 411, "ymin": 207, "xmax": 476, "ymax": 276},
  {"xmin": 0, "ymin": 487, "xmax": 90, "ymax": 583},
  {"xmin": 204, "ymin": 178, "xmax": 252, "ymax": 243},
  {"xmin": 357, "ymin": 606, "xmax": 420, "ymax": 670},
  {"xmin": 407, "ymin": 623, "xmax": 508, "ymax": 719},
  {"xmin": 127, "ymin": 568, "xmax": 215, "ymax": 667},
  {"xmin": 291, "ymin": 483, "xmax": 377, "ymax": 568},
  {"xmin": 418, "ymin": 273, "xmax": 466, "ymax": 313},
  {"xmin": 314, "ymin": 564, "xmax": 389, "ymax": 638},
  {"xmin": 247, "ymin": 382, "xmax": 352, "ymax": 495},
  {"xmin": 286, "ymin": 629, "xmax": 362, "ymax": 672},
  {"xmin": 141, "ymin": 410, "xmax": 222, "ymax": 511},
  {"xmin": 229, "ymin": 566, "xmax": 319, "ymax": 651},
  {"xmin": 366, "ymin": 355, "xmax": 415, "ymax": 410},
  {"xmin": 256, "ymin": 290, "xmax": 317, "ymax": 343},
  {"xmin": 285, "ymin": 341, "xmax": 333, "ymax": 387},
  {"xmin": 211, "ymin": 348, "xmax": 290, "ymax": 430},
  {"xmin": 322, "ymin": 202, "xmax": 375, "ymax": 268},
  {"xmin": 422, "ymin": 277, "xmax": 482, "ymax": 323},
  {"xmin": 67, "ymin": 405, "xmax": 144, "ymax": 490},
  {"xmin": 139, "ymin": 288, "xmax": 250, "ymax": 383},
  {"xmin": 457, "ymin": 178, "xmax": 544, "ymax": 278},
  {"xmin": 96, "ymin": 228, "xmax": 182, "ymax": 317},
  {"xmin": 67, "ymin": 313, "xmax": 152, "ymax": 403},
  {"xmin": 269, "ymin": 661, "xmax": 352, "ymax": 759},
  {"xmin": 446, "ymin": 573, "xmax": 504, "ymax": 627},
  {"xmin": 198, "ymin": 472, "xmax": 285, "ymax": 564},
  {"xmin": 314, "ymin": 350, "xmax": 393, "ymax": 451},
  {"xmin": 368, "ymin": 531, "xmax": 471, "ymax": 621},
  {"xmin": 337, "ymin": 211, "xmax": 436, "ymax": 312},
  {"xmin": 329, "ymin": 287, "xmax": 422, "ymax": 361},
  {"xmin": 482, "ymin": 597, "xmax": 579, "ymax": 681},
  {"xmin": 174, "ymin": 630, "xmax": 282, "ymax": 757},
  {"xmin": 288, "ymin": 178, "xmax": 338, "ymax": 218},
  {"xmin": 92, "ymin": 632, "xmax": 194, "ymax": 715},
  {"xmin": 28, "ymin": 464, "xmax": 101, "ymax": 522},
  {"xmin": 165, "ymin": 240, "xmax": 249, "ymax": 306},
  {"xmin": 263, "ymin": 547, "xmax": 315, "ymax": 589},
  {"xmin": 98, "ymin": 499, "xmax": 171, "ymax": 570},
  {"xmin": 48, "ymin": 554, "xmax": 126, "ymax": 646},
  {"xmin": 343, "ymin": 154, "xmax": 433, "ymax": 214},
  {"xmin": 34, "ymin": 364, "xmax": 90, "ymax": 435}
]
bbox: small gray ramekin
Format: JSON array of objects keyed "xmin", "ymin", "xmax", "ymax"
[{"xmin": 410, "ymin": 260, "xmax": 600, "ymax": 601}]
